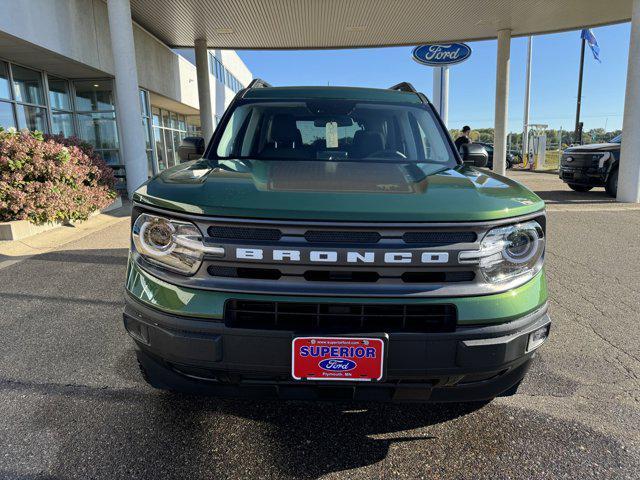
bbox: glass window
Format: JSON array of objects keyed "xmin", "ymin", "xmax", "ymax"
[
  {"xmin": 147, "ymin": 150, "xmax": 154, "ymax": 177},
  {"xmin": 168, "ymin": 112, "xmax": 178, "ymax": 129},
  {"xmin": 178, "ymin": 115, "xmax": 186, "ymax": 131},
  {"xmin": 173, "ymin": 130, "xmax": 183, "ymax": 163},
  {"xmin": 15, "ymin": 104, "xmax": 48, "ymax": 132},
  {"xmin": 187, "ymin": 116, "xmax": 201, "ymax": 135},
  {"xmin": 12, "ymin": 65, "xmax": 45, "ymax": 105},
  {"xmin": 51, "ymin": 111, "xmax": 74, "ymax": 137},
  {"xmin": 139, "ymin": 90, "xmax": 150, "ymax": 117},
  {"xmin": 142, "ymin": 117, "xmax": 152, "ymax": 150},
  {"xmin": 153, "ymin": 126, "xmax": 167, "ymax": 171},
  {"xmin": 163, "ymin": 129, "xmax": 175, "ymax": 168},
  {"xmin": 98, "ymin": 150, "xmax": 120, "ymax": 165},
  {"xmin": 48, "ymin": 76, "xmax": 71, "ymax": 110},
  {"xmin": 76, "ymin": 112, "xmax": 118, "ymax": 149},
  {"xmin": 152, "ymin": 107, "xmax": 161, "ymax": 127},
  {"xmin": 161, "ymin": 109, "xmax": 170, "ymax": 128},
  {"xmin": 74, "ymin": 80, "xmax": 115, "ymax": 111},
  {"xmin": 0, "ymin": 101, "xmax": 15, "ymax": 129},
  {"xmin": 214, "ymin": 100, "xmax": 455, "ymax": 168},
  {"xmin": 0, "ymin": 62, "xmax": 10, "ymax": 100}
]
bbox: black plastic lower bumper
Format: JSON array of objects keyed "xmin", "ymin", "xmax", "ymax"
[
  {"xmin": 559, "ymin": 167, "xmax": 605, "ymax": 186},
  {"xmin": 124, "ymin": 295, "xmax": 550, "ymax": 402}
]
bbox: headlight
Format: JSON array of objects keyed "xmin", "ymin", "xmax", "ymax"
[
  {"xmin": 459, "ymin": 220, "xmax": 545, "ymax": 284},
  {"xmin": 132, "ymin": 213, "xmax": 224, "ymax": 275}
]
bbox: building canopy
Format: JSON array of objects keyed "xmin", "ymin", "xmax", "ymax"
[{"xmin": 129, "ymin": 0, "xmax": 632, "ymax": 49}]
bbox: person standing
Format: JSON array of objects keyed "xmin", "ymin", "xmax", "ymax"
[{"xmin": 454, "ymin": 126, "xmax": 472, "ymax": 151}]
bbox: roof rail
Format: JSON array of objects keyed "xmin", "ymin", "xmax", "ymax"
[
  {"xmin": 388, "ymin": 82, "xmax": 417, "ymax": 93},
  {"xmin": 247, "ymin": 78, "xmax": 272, "ymax": 89}
]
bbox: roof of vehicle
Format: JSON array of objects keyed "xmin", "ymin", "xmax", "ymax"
[{"xmin": 242, "ymin": 86, "xmax": 424, "ymax": 104}]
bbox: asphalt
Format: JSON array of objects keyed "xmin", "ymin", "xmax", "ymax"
[{"xmin": 0, "ymin": 172, "xmax": 639, "ymax": 479}]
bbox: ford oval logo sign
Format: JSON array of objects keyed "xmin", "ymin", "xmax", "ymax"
[
  {"xmin": 318, "ymin": 358, "xmax": 357, "ymax": 372},
  {"xmin": 412, "ymin": 43, "xmax": 472, "ymax": 67}
]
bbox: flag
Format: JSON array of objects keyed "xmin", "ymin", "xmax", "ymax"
[{"xmin": 581, "ymin": 29, "xmax": 601, "ymax": 63}]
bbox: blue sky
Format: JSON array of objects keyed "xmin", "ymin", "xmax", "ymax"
[{"xmin": 237, "ymin": 22, "xmax": 631, "ymax": 133}]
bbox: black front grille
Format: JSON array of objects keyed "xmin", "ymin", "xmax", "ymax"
[
  {"xmin": 225, "ymin": 300, "xmax": 457, "ymax": 333},
  {"xmin": 208, "ymin": 225, "xmax": 282, "ymax": 241},
  {"xmin": 402, "ymin": 231, "xmax": 476, "ymax": 245},
  {"xmin": 207, "ymin": 265, "xmax": 282, "ymax": 280},
  {"xmin": 304, "ymin": 230, "xmax": 381, "ymax": 243}
]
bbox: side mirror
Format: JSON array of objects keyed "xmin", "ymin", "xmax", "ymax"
[
  {"xmin": 177, "ymin": 136, "xmax": 205, "ymax": 162},
  {"xmin": 460, "ymin": 143, "xmax": 488, "ymax": 168}
]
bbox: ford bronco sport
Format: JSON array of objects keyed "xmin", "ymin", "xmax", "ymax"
[{"xmin": 124, "ymin": 80, "xmax": 550, "ymax": 402}]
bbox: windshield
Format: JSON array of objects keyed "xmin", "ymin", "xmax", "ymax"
[
  {"xmin": 611, "ymin": 134, "xmax": 622, "ymax": 143},
  {"xmin": 211, "ymin": 99, "xmax": 456, "ymax": 166}
]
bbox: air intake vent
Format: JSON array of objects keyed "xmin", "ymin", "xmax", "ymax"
[
  {"xmin": 208, "ymin": 266, "xmax": 282, "ymax": 280},
  {"xmin": 208, "ymin": 225, "xmax": 282, "ymax": 241},
  {"xmin": 402, "ymin": 231, "xmax": 477, "ymax": 245},
  {"xmin": 304, "ymin": 230, "xmax": 381, "ymax": 243},
  {"xmin": 225, "ymin": 300, "xmax": 457, "ymax": 333}
]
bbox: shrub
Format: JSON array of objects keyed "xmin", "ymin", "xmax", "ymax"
[
  {"xmin": 43, "ymin": 133, "xmax": 117, "ymax": 191},
  {"xmin": 0, "ymin": 129, "xmax": 117, "ymax": 224}
]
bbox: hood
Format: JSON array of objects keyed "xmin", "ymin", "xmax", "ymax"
[
  {"xmin": 134, "ymin": 159, "xmax": 544, "ymax": 222},
  {"xmin": 564, "ymin": 142, "xmax": 620, "ymax": 152}
]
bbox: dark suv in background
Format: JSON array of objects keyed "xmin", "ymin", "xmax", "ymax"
[
  {"xmin": 474, "ymin": 142, "xmax": 517, "ymax": 170},
  {"xmin": 559, "ymin": 134, "xmax": 621, "ymax": 197}
]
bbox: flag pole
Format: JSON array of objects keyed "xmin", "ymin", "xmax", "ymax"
[
  {"xmin": 522, "ymin": 36, "xmax": 533, "ymax": 161},
  {"xmin": 574, "ymin": 35, "xmax": 586, "ymax": 144}
]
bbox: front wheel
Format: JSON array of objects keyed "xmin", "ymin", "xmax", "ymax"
[
  {"xmin": 567, "ymin": 183, "xmax": 593, "ymax": 192},
  {"xmin": 606, "ymin": 169, "xmax": 618, "ymax": 197}
]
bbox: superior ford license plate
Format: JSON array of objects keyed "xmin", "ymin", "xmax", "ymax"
[{"xmin": 291, "ymin": 337, "xmax": 385, "ymax": 381}]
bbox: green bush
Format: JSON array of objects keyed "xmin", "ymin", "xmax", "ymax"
[{"xmin": 0, "ymin": 128, "xmax": 117, "ymax": 224}]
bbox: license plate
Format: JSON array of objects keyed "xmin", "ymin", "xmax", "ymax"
[{"xmin": 291, "ymin": 337, "xmax": 385, "ymax": 382}]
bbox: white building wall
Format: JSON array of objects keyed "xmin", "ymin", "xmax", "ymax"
[
  {"xmin": 0, "ymin": 0, "xmax": 199, "ymax": 109},
  {"xmin": 174, "ymin": 48, "xmax": 254, "ymax": 121}
]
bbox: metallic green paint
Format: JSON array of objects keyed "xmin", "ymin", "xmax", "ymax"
[
  {"xmin": 134, "ymin": 161, "xmax": 544, "ymax": 222},
  {"xmin": 125, "ymin": 259, "xmax": 548, "ymax": 326}
]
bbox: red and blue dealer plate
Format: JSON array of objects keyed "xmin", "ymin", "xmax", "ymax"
[{"xmin": 291, "ymin": 337, "xmax": 385, "ymax": 381}]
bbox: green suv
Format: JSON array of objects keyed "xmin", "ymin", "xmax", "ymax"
[{"xmin": 124, "ymin": 80, "xmax": 550, "ymax": 402}]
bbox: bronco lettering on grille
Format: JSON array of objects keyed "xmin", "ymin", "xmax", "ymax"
[{"xmin": 235, "ymin": 248, "xmax": 449, "ymax": 264}]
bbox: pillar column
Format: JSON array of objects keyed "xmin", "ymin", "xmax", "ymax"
[
  {"xmin": 432, "ymin": 66, "xmax": 449, "ymax": 127},
  {"xmin": 493, "ymin": 29, "xmax": 511, "ymax": 176},
  {"xmin": 195, "ymin": 39, "xmax": 215, "ymax": 143},
  {"xmin": 106, "ymin": 0, "xmax": 148, "ymax": 198},
  {"xmin": 617, "ymin": 0, "xmax": 640, "ymax": 203}
]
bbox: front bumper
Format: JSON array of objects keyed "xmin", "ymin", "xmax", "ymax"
[
  {"xmin": 559, "ymin": 167, "xmax": 606, "ymax": 186},
  {"xmin": 124, "ymin": 294, "xmax": 550, "ymax": 402}
]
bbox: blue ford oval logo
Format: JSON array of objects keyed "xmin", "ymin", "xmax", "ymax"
[
  {"xmin": 412, "ymin": 43, "xmax": 472, "ymax": 67},
  {"xmin": 319, "ymin": 358, "xmax": 357, "ymax": 372}
]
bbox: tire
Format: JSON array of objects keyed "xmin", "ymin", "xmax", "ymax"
[
  {"xmin": 506, "ymin": 159, "xmax": 513, "ymax": 170},
  {"xmin": 606, "ymin": 169, "xmax": 618, "ymax": 197},
  {"xmin": 567, "ymin": 183, "xmax": 593, "ymax": 192}
]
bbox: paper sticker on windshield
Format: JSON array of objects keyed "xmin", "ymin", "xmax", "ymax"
[{"xmin": 326, "ymin": 122, "xmax": 338, "ymax": 148}]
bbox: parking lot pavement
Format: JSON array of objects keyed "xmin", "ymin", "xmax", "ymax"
[{"xmin": 1, "ymin": 199, "xmax": 639, "ymax": 479}]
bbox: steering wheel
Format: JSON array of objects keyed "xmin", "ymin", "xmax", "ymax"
[{"xmin": 365, "ymin": 150, "xmax": 407, "ymax": 160}]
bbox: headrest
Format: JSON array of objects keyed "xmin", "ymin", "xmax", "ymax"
[
  {"xmin": 269, "ymin": 114, "xmax": 298, "ymax": 144},
  {"xmin": 352, "ymin": 130, "xmax": 384, "ymax": 156}
]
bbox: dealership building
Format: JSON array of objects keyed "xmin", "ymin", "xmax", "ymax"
[
  {"xmin": 0, "ymin": 0, "xmax": 252, "ymax": 191},
  {"xmin": 1, "ymin": 0, "xmax": 640, "ymax": 204}
]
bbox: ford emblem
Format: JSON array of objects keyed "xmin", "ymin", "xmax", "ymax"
[
  {"xmin": 318, "ymin": 358, "xmax": 357, "ymax": 372},
  {"xmin": 566, "ymin": 157, "xmax": 574, "ymax": 162},
  {"xmin": 412, "ymin": 43, "xmax": 472, "ymax": 67}
]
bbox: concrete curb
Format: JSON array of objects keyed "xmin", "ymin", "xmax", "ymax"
[
  {"xmin": 0, "ymin": 197, "xmax": 123, "ymax": 241},
  {"xmin": 0, "ymin": 199, "xmax": 131, "ymax": 267}
]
